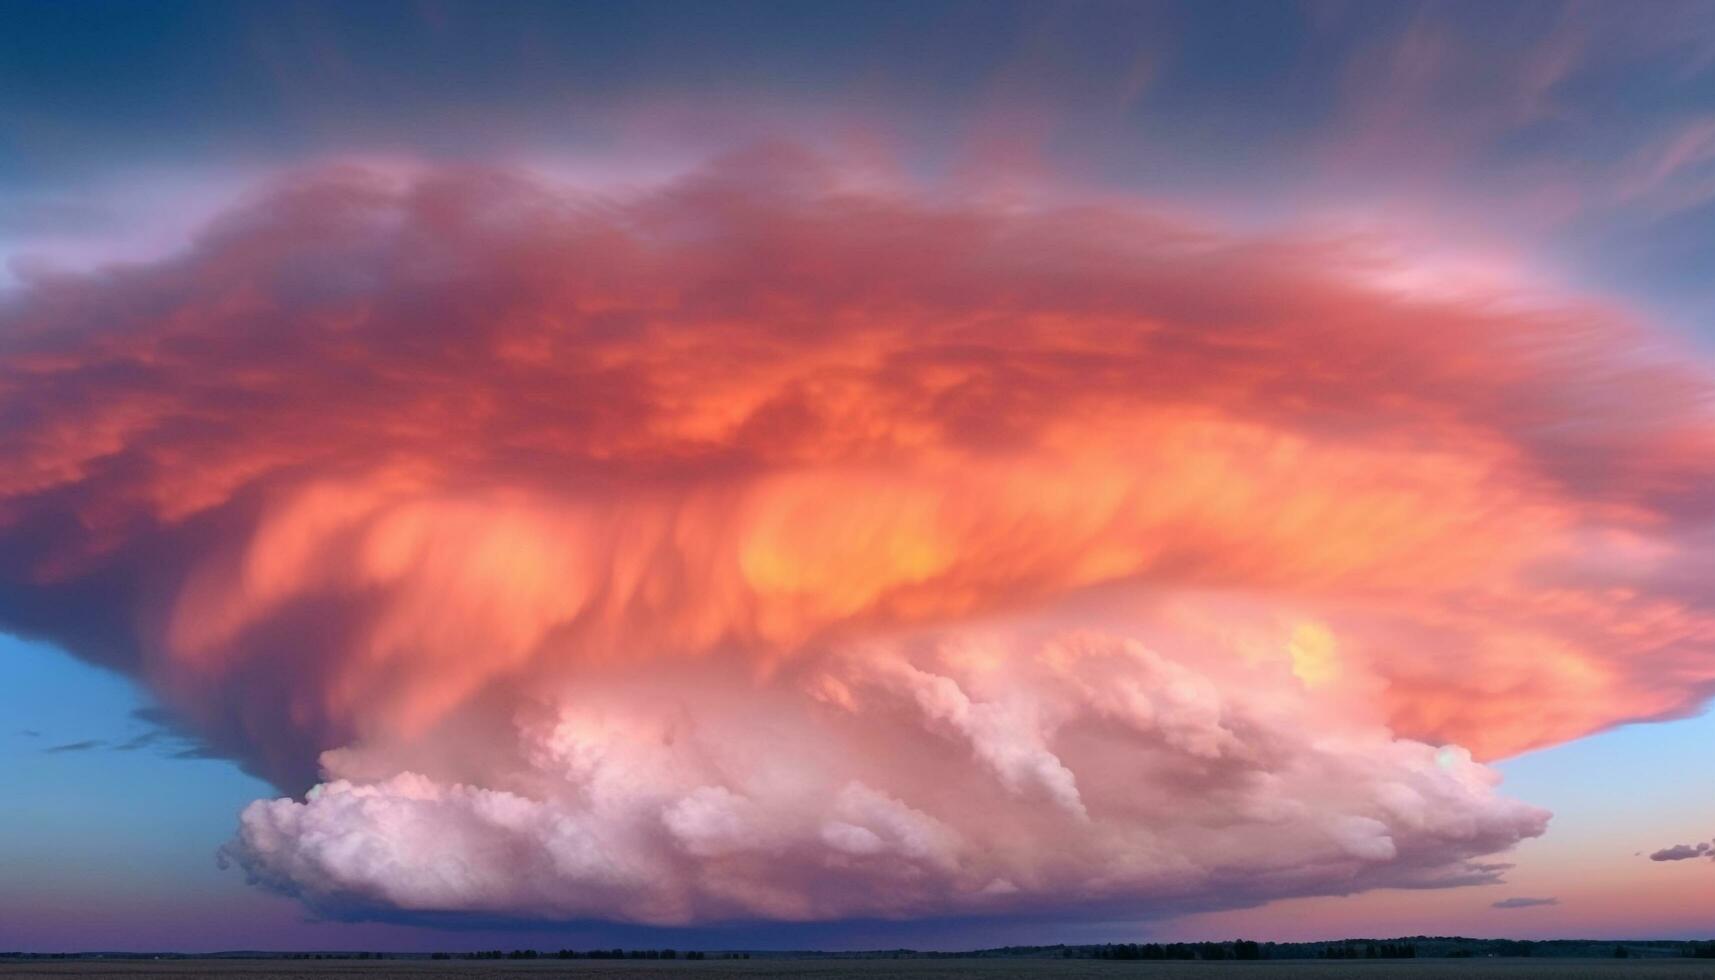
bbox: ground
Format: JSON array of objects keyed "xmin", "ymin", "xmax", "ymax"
[{"xmin": 5, "ymin": 959, "xmax": 1715, "ymax": 979}]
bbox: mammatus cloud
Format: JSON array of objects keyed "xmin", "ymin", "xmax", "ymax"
[
  {"xmin": 1649, "ymin": 841, "xmax": 1713, "ymax": 862},
  {"xmin": 3, "ymin": 149, "xmax": 1714, "ymax": 924},
  {"xmin": 1491, "ymin": 897, "xmax": 1558, "ymax": 909}
]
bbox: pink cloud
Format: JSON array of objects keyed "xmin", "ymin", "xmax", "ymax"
[
  {"xmin": 222, "ymin": 631, "xmax": 1544, "ymax": 923},
  {"xmin": 2, "ymin": 149, "xmax": 1713, "ymax": 923}
]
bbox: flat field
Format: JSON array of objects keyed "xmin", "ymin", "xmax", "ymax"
[{"xmin": 5, "ymin": 960, "xmax": 1715, "ymax": 980}]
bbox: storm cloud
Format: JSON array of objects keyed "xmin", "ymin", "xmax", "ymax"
[{"xmin": 4, "ymin": 151, "xmax": 1714, "ymax": 923}]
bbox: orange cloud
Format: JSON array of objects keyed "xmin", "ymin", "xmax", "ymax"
[{"xmin": 2, "ymin": 149, "xmax": 1712, "ymax": 921}]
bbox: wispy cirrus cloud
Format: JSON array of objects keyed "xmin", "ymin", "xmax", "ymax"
[{"xmin": 1492, "ymin": 897, "xmax": 1559, "ymax": 910}]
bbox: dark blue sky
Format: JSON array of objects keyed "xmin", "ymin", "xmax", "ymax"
[{"xmin": 5, "ymin": 1, "xmax": 1714, "ymax": 331}]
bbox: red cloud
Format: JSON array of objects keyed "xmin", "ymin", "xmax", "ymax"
[{"xmin": 2, "ymin": 150, "xmax": 1711, "ymax": 922}]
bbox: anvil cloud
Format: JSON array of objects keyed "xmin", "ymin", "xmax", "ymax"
[{"xmin": 1, "ymin": 151, "xmax": 1712, "ymax": 924}]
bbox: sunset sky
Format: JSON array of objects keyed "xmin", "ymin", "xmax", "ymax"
[{"xmin": 3, "ymin": 0, "xmax": 1715, "ymax": 953}]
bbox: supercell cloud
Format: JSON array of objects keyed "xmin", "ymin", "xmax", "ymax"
[{"xmin": 2, "ymin": 151, "xmax": 1713, "ymax": 924}]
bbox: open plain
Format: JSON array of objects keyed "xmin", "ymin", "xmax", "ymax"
[{"xmin": 6, "ymin": 960, "xmax": 1715, "ymax": 980}]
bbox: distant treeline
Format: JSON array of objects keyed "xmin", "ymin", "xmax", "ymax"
[
  {"xmin": 417, "ymin": 939, "xmax": 1715, "ymax": 962},
  {"xmin": 1079, "ymin": 941, "xmax": 1266, "ymax": 960},
  {"xmin": 1068, "ymin": 940, "xmax": 1405, "ymax": 960},
  {"xmin": 428, "ymin": 949, "xmax": 746, "ymax": 960},
  {"xmin": 1047, "ymin": 938, "xmax": 1715, "ymax": 961},
  {"xmin": 9, "ymin": 938, "xmax": 1715, "ymax": 961}
]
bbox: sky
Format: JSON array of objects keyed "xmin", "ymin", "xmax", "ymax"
[{"xmin": 1, "ymin": 0, "xmax": 1714, "ymax": 954}]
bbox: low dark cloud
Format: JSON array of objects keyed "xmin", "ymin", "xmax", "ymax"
[
  {"xmin": 1649, "ymin": 841, "xmax": 1713, "ymax": 862},
  {"xmin": 131, "ymin": 707, "xmax": 174, "ymax": 727},
  {"xmin": 1491, "ymin": 897, "xmax": 1558, "ymax": 909},
  {"xmin": 113, "ymin": 730, "xmax": 166, "ymax": 751},
  {"xmin": 33, "ymin": 708, "xmax": 219, "ymax": 760},
  {"xmin": 16, "ymin": 728, "xmax": 40, "ymax": 737},
  {"xmin": 132, "ymin": 707, "xmax": 222, "ymax": 759}
]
